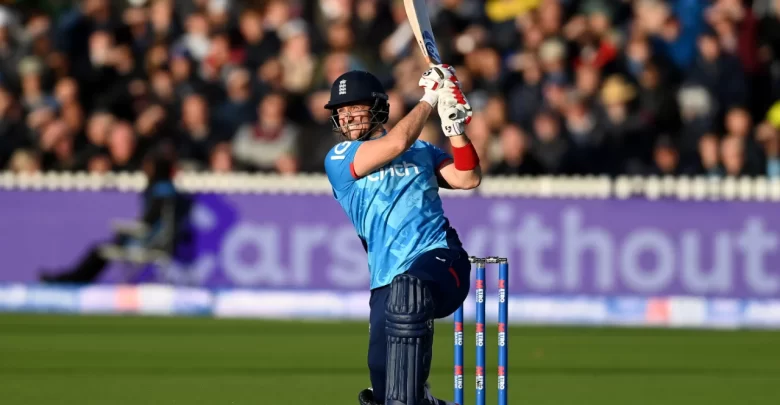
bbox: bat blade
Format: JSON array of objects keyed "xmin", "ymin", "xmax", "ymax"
[{"xmin": 403, "ymin": 0, "xmax": 441, "ymax": 66}]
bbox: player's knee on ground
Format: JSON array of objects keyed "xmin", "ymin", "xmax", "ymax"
[{"xmin": 384, "ymin": 274, "xmax": 435, "ymax": 405}]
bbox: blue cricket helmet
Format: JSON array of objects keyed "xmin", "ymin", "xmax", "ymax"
[{"xmin": 325, "ymin": 70, "xmax": 389, "ymax": 139}]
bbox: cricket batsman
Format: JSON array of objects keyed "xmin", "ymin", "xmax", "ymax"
[{"xmin": 323, "ymin": 64, "xmax": 481, "ymax": 405}]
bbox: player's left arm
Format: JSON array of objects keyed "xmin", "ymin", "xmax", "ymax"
[
  {"xmin": 435, "ymin": 134, "xmax": 482, "ymax": 190},
  {"xmin": 433, "ymin": 84, "xmax": 481, "ymax": 190}
]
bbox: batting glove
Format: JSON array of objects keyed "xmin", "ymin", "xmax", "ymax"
[
  {"xmin": 418, "ymin": 64, "xmax": 460, "ymax": 107},
  {"xmin": 439, "ymin": 105, "xmax": 472, "ymax": 137},
  {"xmin": 437, "ymin": 86, "xmax": 472, "ymax": 137}
]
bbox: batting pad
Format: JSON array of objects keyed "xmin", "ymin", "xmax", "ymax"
[{"xmin": 384, "ymin": 274, "xmax": 435, "ymax": 405}]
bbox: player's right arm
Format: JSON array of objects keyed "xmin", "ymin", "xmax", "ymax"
[
  {"xmin": 351, "ymin": 65, "xmax": 456, "ymax": 178},
  {"xmin": 351, "ymin": 102, "xmax": 433, "ymax": 177}
]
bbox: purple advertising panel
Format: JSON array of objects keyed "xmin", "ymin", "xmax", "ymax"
[{"xmin": 1, "ymin": 190, "xmax": 778, "ymax": 298}]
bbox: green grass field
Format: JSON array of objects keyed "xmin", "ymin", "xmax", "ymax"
[{"xmin": 0, "ymin": 314, "xmax": 778, "ymax": 405}]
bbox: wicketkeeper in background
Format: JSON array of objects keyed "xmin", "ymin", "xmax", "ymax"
[{"xmin": 323, "ymin": 63, "xmax": 480, "ymax": 405}]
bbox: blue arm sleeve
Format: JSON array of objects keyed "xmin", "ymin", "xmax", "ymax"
[{"xmin": 324, "ymin": 141, "xmax": 361, "ymax": 197}]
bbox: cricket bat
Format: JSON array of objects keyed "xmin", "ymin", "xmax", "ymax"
[
  {"xmin": 404, "ymin": 0, "xmax": 465, "ymax": 121},
  {"xmin": 403, "ymin": 0, "xmax": 442, "ymax": 66}
]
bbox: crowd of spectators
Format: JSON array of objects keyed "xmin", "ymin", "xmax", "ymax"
[{"xmin": 2, "ymin": 0, "xmax": 780, "ymax": 178}]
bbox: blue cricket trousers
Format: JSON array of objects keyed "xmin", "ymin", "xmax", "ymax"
[{"xmin": 367, "ymin": 247, "xmax": 472, "ymax": 401}]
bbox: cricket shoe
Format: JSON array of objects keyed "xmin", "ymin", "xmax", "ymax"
[
  {"xmin": 357, "ymin": 385, "xmax": 458, "ymax": 405},
  {"xmin": 358, "ymin": 388, "xmax": 380, "ymax": 405}
]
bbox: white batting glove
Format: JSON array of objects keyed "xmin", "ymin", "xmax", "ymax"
[
  {"xmin": 437, "ymin": 86, "xmax": 472, "ymax": 137},
  {"xmin": 418, "ymin": 64, "xmax": 459, "ymax": 107},
  {"xmin": 440, "ymin": 105, "xmax": 472, "ymax": 137}
]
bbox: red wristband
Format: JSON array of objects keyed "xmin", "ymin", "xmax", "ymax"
[{"xmin": 452, "ymin": 142, "xmax": 480, "ymax": 171}]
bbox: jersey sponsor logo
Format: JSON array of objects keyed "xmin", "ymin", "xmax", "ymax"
[
  {"xmin": 366, "ymin": 161, "xmax": 420, "ymax": 182},
  {"xmin": 330, "ymin": 141, "xmax": 352, "ymax": 160}
]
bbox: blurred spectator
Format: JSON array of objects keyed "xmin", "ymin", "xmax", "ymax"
[
  {"xmin": 210, "ymin": 141, "xmax": 234, "ymax": 173},
  {"xmin": 77, "ymin": 110, "xmax": 113, "ymax": 166},
  {"xmin": 149, "ymin": 0, "xmax": 179, "ymax": 43},
  {"xmin": 649, "ymin": 135, "xmax": 682, "ymax": 175},
  {"xmin": 564, "ymin": 90, "xmax": 606, "ymax": 174},
  {"xmin": 0, "ymin": 0, "xmax": 778, "ymax": 178},
  {"xmin": 599, "ymin": 74, "xmax": 651, "ymax": 174},
  {"xmin": 39, "ymin": 119, "xmax": 76, "ymax": 171},
  {"xmin": 107, "ymin": 120, "xmax": 139, "ymax": 171},
  {"xmin": 635, "ymin": 62, "xmax": 679, "ymax": 134},
  {"xmin": 8, "ymin": 149, "xmax": 41, "ymax": 174},
  {"xmin": 175, "ymin": 11, "xmax": 211, "ymax": 62},
  {"xmin": 279, "ymin": 20, "xmax": 316, "ymax": 95},
  {"xmin": 530, "ymin": 109, "xmax": 571, "ymax": 174},
  {"xmin": 755, "ymin": 121, "xmax": 780, "ymax": 177},
  {"xmin": 490, "ymin": 124, "xmax": 542, "ymax": 175},
  {"xmin": 687, "ymin": 27, "xmax": 748, "ymax": 116},
  {"xmin": 677, "ymin": 84, "xmax": 715, "ymax": 163},
  {"xmin": 695, "ymin": 133, "xmax": 722, "ymax": 177},
  {"xmin": 723, "ymin": 105, "xmax": 764, "ymax": 174},
  {"xmin": 569, "ymin": 0, "xmax": 619, "ymax": 73},
  {"xmin": 238, "ymin": 8, "xmax": 280, "ymax": 73},
  {"xmin": 721, "ymin": 134, "xmax": 748, "ymax": 176},
  {"xmin": 574, "ymin": 64, "xmax": 601, "ymax": 105},
  {"xmin": 506, "ymin": 52, "xmax": 544, "ymax": 127},
  {"xmin": 0, "ymin": 85, "xmax": 26, "ymax": 168},
  {"xmin": 214, "ymin": 67, "xmax": 256, "ymax": 135},
  {"xmin": 232, "ymin": 92, "xmax": 299, "ymax": 174},
  {"xmin": 176, "ymin": 93, "xmax": 218, "ymax": 169},
  {"xmin": 54, "ymin": 78, "xmax": 83, "ymax": 133}
]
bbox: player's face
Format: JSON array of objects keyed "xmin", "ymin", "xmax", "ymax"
[{"xmin": 337, "ymin": 104, "xmax": 372, "ymax": 140}]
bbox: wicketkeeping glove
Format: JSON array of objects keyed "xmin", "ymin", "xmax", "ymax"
[{"xmin": 418, "ymin": 64, "xmax": 460, "ymax": 107}]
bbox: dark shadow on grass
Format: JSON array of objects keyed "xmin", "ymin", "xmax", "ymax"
[
  {"xmin": 3, "ymin": 321, "xmax": 778, "ymax": 339},
  {"xmin": 1, "ymin": 366, "xmax": 779, "ymax": 377},
  {"xmin": 0, "ymin": 326, "xmax": 367, "ymax": 337}
]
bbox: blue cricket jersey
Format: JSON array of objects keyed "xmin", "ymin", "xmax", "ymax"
[{"xmin": 324, "ymin": 138, "xmax": 463, "ymax": 290}]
